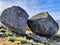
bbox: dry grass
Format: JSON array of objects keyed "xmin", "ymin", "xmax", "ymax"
[{"xmin": 0, "ymin": 28, "xmax": 44, "ymax": 45}]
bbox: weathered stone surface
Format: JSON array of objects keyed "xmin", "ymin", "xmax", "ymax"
[
  {"xmin": 26, "ymin": 34, "xmax": 50, "ymax": 43},
  {"xmin": 27, "ymin": 12, "xmax": 59, "ymax": 36},
  {"xmin": 0, "ymin": 6, "xmax": 29, "ymax": 35}
]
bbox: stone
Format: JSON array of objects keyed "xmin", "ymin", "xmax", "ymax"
[
  {"xmin": 27, "ymin": 12, "xmax": 59, "ymax": 36},
  {"xmin": 26, "ymin": 34, "xmax": 50, "ymax": 43},
  {"xmin": 0, "ymin": 6, "xmax": 29, "ymax": 35}
]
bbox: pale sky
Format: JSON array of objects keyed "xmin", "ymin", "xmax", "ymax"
[{"xmin": 0, "ymin": 0, "xmax": 60, "ymax": 20}]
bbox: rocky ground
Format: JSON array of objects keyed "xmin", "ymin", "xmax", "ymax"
[{"xmin": 0, "ymin": 25, "xmax": 60, "ymax": 45}]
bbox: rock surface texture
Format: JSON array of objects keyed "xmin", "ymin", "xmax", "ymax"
[
  {"xmin": 0, "ymin": 6, "xmax": 29, "ymax": 35},
  {"xmin": 27, "ymin": 12, "xmax": 59, "ymax": 36},
  {"xmin": 26, "ymin": 34, "xmax": 50, "ymax": 43}
]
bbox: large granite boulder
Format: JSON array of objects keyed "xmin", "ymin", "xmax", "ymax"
[
  {"xmin": 0, "ymin": 6, "xmax": 29, "ymax": 35},
  {"xmin": 27, "ymin": 12, "xmax": 59, "ymax": 36}
]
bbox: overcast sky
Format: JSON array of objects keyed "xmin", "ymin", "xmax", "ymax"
[{"xmin": 0, "ymin": 0, "xmax": 60, "ymax": 20}]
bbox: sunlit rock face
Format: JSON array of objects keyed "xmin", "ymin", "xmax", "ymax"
[
  {"xmin": 0, "ymin": 6, "xmax": 29, "ymax": 35},
  {"xmin": 27, "ymin": 12, "xmax": 59, "ymax": 36}
]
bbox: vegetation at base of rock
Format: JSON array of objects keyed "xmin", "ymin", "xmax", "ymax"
[
  {"xmin": 51, "ymin": 35, "xmax": 60, "ymax": 42},
  {"xmin": 44, "ymin": 43, "xmax": 50, "ymax": 45},
  {"xmin": 0, "ymin": 27, "xmax": 45, "ymax": 45},
  {"xmin": 0, "ymin": 24, "xmax": 60, "ymax": 45}
]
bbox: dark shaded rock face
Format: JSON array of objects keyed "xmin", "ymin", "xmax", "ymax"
[
  {"xmin": 27, "ymin": 12, "xmax": 59, "ymax": 36},
  {"xmin": 0, "ymin": 6, "xmax": 29, "ymax": 35}
]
